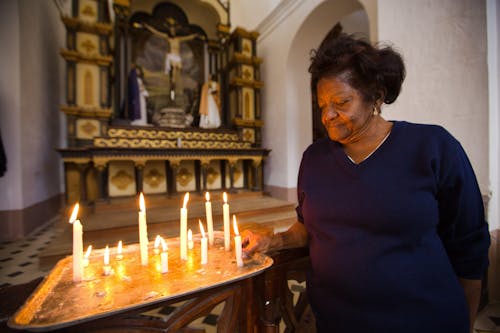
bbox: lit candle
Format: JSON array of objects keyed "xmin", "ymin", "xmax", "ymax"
[
  {"xmin": 83, "ymin": 245, "xmax": 92, "ymax": 267},
  {"xmin": 138, "ymin": 193, "xmax": 149, "ymax": 266},
  {"xmin": 69, "ymin": 203, "xmax": 83, "ymax": 282},
  {"xmin": 103, "ymin": 245, "xmax": 111, "ymax": 275},
  {"xmin": 116, "ymin": 240, "xmax": 123, "ymax": 260},
  {"xmin": 205, "ymin": 192, "xmax": 214, "ymax": 246},
  {"xmin": 160, "ymin": 237, "xmax": 168, "ymax": 273},
  {"xmin": 223, "ymin": 192, "xmax": 230, "ymax": 251},
  {"xmin": 199, "ymin": 220, "xmax": 208, "ymax": 265},
  {"xmin": 180, "ymin": 192, "xmax": 189, "ymax": 260},
  {"xmin": 154, "ymin": 235, "xmax": 161, "ymax": 255},
  {"xmin": 233, "ymin": 215, "xmax": 243, "ymax": 267},
  {"xmin": 188, "ymin": 229, "xmax": 194, "ymax": 250}
]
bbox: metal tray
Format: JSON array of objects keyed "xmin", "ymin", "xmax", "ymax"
[{"xmin": 8, "ymin": 232, "xmax": 272, "ymax": 332}]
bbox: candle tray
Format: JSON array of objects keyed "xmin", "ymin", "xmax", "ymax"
[{"xmin": 8, "ymin": 232, "xmax": 272, "ymax": 331}]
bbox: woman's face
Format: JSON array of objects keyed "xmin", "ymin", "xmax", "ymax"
[{"xmin": 317, "ymin": 75, "xmax": 373, "ymax": 144}]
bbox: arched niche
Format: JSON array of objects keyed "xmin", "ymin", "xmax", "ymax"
[{"xmin": 285, "ymin": 0, "xmax": 370, "ymax": 143}]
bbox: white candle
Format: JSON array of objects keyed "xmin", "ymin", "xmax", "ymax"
[
  {"xmin": 116, "ymin": 240, "xmax": 123, "ymax": 260},
  {"xmin": 205, "ymin": 192, "xmax": 214, "ymax": 246},
  {"xmin": 223, "ymin": 192, "xmax": 230, "ymax": 251},
  {"xmin": 160, "ymin": 237, "xmax": 168, "ymax": 273},
  {"xmin": 103, "ymin": 245, "xmax": 111, "ymax": 275},
  {"xmin": 138, "ymin": 193, "xmax": 149, "ymax": 266},
  {"xmin": 233, "ymin": 215, "xmax": 243, "ymax": 267},
  {"xmin": 180, "ymin": 192, "xmax": 189, "ymax": 260},
  {"xmin": 83, "ymin": 245, "xmax": 92, "ymax": 267},
  {"xmin": 154, "ymin": 235, "xmax": 161, "ymax": 255},
  {"xmin": 69, "ymin": 204, "xmax": 83, "ymax": 282},
  {"xmin": 188, "ymin": 229, "xmax": 194, "ymax": 250},
  {"xmin": 199, "ymin": 220, "xmax": 208, "ymax": 265}
]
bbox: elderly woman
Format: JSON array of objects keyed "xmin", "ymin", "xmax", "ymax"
[{"xmin": 242, "ymin": 30, "xmax": 490, "ymax": 333}]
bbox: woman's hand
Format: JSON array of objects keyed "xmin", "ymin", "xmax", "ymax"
[{"xmin": 241, "ymin": 229, "xmax": 275, "ymax": 258}]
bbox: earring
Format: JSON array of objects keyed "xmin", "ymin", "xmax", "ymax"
[{"xmin": 373, "ymin": 105, "xmax": 379, "ymax": 115}]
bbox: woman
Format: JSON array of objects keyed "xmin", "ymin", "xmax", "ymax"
[{"xmin": 242, "ymin": 31, "xmax": 490, "ymax": 333}]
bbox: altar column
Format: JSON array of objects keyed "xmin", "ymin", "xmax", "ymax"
[
  {"xmin": 251, "ymin": 159, "xmax": 262, "ymax": 191},
  {"xmin": 200, "ymin": 159, "xmax": 210, "ymax": 192},
  {"xmin": 77, "ymin": 163, "xmax": 89, "ymax": 203},
  {"xmin": 170, "ymin": 161, "xmax": 180, "ymax": 195},
  {"xmin": 134, "ymin": 162, "xmax": 145, "ymax": 194},
  {"xmin": 95, "ymin": 163, "xmax": 108, "ymax": 201},
  {"xmin": 228, "ymin": 159, "xmax": 238, "ymax": 192}
]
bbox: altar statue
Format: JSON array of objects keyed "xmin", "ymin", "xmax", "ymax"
[
  {"xmin": 128, "ymin": 66, "xmax": 150, "ymax": 126},
  {"xmin": 199, "ymin": 78, "xmax": 221, "ymax": 129},
  {"xmin": 134, "ymin": 20, "xmax": 205, "ymax": 102}
]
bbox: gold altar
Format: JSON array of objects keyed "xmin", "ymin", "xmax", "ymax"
[{"xmin": 58, "ymin": 0, "xmax": 267, "ymax": 206}]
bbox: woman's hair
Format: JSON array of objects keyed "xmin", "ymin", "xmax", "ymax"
[{"xmin": 309, "ymin": 25, "xmax": 406, "ymax": 105}]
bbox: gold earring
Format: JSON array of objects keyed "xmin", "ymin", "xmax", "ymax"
[{"xmin": 373, "ymin": 105, "xmax": 379, "ymax": 115}]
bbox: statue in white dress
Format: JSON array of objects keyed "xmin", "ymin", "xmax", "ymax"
[{"xmin": 199, "ymin": 79, "xmax": 221, "ymax": 129}]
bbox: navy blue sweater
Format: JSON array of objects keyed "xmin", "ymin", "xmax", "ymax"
[{"xmin": 296, "ymin": 121, "xmax": 490, "ymax": 332}]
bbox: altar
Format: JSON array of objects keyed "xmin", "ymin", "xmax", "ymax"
[{"xmin": 58, "ymin": 0, "xmax": 266, "ymax": 206}]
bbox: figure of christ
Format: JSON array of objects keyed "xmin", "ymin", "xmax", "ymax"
[{"xmin": 135, "ymin": 21, "xmax": 205, "ymax": 103}]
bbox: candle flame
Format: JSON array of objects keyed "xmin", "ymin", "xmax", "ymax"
[
  {"xmin": 139, "ymin": 192, "xmax": 145, "ymax": 212},
  {"xmin": 205, "ymin": 191, "xmax": 210, "ymax": 201},
  {"xmin": 223, "ymin": 192, "xmax": 228, "ymax": 203},
  {"xmin": 232, "ymin": 215, "xmax": 239, "ymax": 236},
  {"xmin": 154, "ymin": 235, "xmax": 161, "ymax": 249},
  {"xmin": 183, "ymin": 192, "xmax": 190, "ymax": 208},
  {"xmin": 69, "ymin": 203, "xmax": 79, "ymax": 224},
  {"xmin": 188, "ymin": 229, "xmax": 193, "ymax": 241},
  {"xmin": 161, "ymin": 237, "xmax": 167, "ymax": 252},
  {"xmin": 104, "ymin": 245, "xmax": 109, "ymax": 265},
  {"xmin": 199, "ymin": 220, "xmax": 206, "ymax": 238},
  {"xmin": 84, "ymin": 245, "xmax": 92, "ymax": 259},
  {"xmin": 117, "ymin": 240, "xmax": 123, "ymax": 254}
]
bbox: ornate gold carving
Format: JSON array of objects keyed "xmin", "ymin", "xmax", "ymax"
[
  {"xmin": 230, "ymin": 53, "xmax": 263, "ymax": 65},
  {"xmin": 93, "ymin": 138, "xmax": 251, "ymax": 149},
  {"xmin": 81, "ymin": 5, "xmax": 96, "ymax": 17},
  {"xmin": 229, "ymin": 77, "xmax": 264, "ymax": 89},
  {"xmin": 111, "ymin": 169, "xmax": 134, "ymax": 190},
  {"xmin": 206, "ymin": 166, "xmax": 220, "ymax": 185},
  {"xmin": 60, "ymin": 105, "xmax": 112, "ymax": 118},
  {"xmin": 242, "ymin": 67, "xmax": 253, "ymax": 80},
  {"xmin": 243, "ymin": 128, "xmax": 255, "ymax": 143},
  {"xmin": 84, "ymin": 70, "xmax": 93, "ymax": 105},
  {"xmin": 231, "ymin": 28, "xmax": 259, "ymax": 40},
  {"xmin": 60, "ymin": 49, "xmax": 113, "ymax": 65},
  {"xmin": 233, "ymin": 118, "xmax": 264, "ymax": 127},
  {"xmin": 81, "ymin": 39, "xmax": 96, "ymax": 54},
  {"xmin": 144, "ymin": 168, "xmax": 165, "ymax": 188},
  {"xmin": 80, "ymin": 121, "xmax": 97, "ymax": 135},
  {"xmin": 176, "ymin": 167, "xmax": 193, "ymax": 187},
  {"xmin": 107, "ymin": 128, "xmax": 240, "ymax": 141},
  {"xmin": 61, "ymin": 16, "xmax": 113, "ymax": 35}
]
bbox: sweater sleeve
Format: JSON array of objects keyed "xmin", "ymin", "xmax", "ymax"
[{"xmin": 436, "ymin": 139, "xmax": 490, "ymax": 279}]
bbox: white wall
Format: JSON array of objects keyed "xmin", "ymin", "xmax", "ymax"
[
  {"xmin": 0, "ymin": 0, "xmax": 23, "ymax": 210},
  {"xmin": 378, "ymin": 0, "xmax": 490, "ymax": 220},
  {"xmin": 0, "ymin": 0, "xmax": 65, "ymax": 212},
  {"xmin": 488, "ymin": 0, "xmax": 500, "ymax": 230}
]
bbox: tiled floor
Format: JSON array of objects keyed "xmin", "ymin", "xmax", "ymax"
[{"xmin": 1, "ymin": 217, "xmax": 499, "ymax": 332}]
